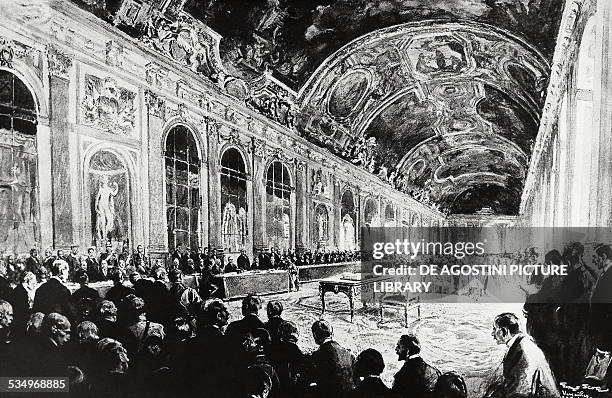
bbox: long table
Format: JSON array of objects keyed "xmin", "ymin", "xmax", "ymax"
[
  {"xmin": 319, "ymin": 273, "xmax": 391, "ymax": 322},
  {"xmin": 213, "ymin": 269, "xmax": 290, "ymax": 299},
  {"xmin": 299, "ymin": 262, "xmax": 360, "ymax": 282},
  {"xmin": 65, "ymin": 274, "xmax": 199, "ymax": 296}
]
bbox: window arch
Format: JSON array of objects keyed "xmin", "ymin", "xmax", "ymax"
[
  {"xmin": 221, "ymin": 148, "xmax": 248, "ymax": 252},
  {"xmin": 314, "ymin": 204, "xmax": 329, "ymax": 244},
  {"xmin": 0, "ymin": 70, "xmax": 39, "ymax": 254},
  {"xmin": 266, "ymin": 161, "xmax": 292, "ymax": 250},
  {"xmin": 364, "ymin": 198, "xmax": 378, "ymax": 227},
  {"xmin": 340, "ymin": 190, "xmax": 356, "ymax": 250},
  {"xmin": 165, "ymin": 125, "xmax": 201, "ymax": 251}
]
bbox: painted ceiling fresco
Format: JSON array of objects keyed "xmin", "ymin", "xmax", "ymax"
[
  {"xmin": 187, "ymin": 0, "xmax": 563, "ymax": 89},
  {"xmin": 297, "ymin": 22, "xmax": 548, "ymax": 214}
]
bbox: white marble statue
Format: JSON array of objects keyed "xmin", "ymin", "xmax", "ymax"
[{"xmin": 95, "ymin": 175, "xmax": 119, "ymax": 243}]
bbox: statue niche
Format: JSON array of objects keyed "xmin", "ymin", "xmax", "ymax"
[{"xmin": 88, "ymin": 150, "xmax": 131, "ymax": 246}]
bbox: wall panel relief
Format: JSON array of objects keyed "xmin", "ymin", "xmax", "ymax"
[
  {"xmin": 87, "ymin": 150, "xmax": 131, "ymax": 246},
  {"xmin": 81, "ymin": 74, "xmax": 137, "ymax": 135}
]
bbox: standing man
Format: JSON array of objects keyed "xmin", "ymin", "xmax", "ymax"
[
  {"xmin": 33, "ymin": 260, "xmax": 75, "ymax": 321},
  {"xmin": 485, "ymin": 312, "xmax": 559, "ymax": 398},
  {"xmin": 309, "ymin": 320, "xmax": 355, "ymax": 398},
  {"xmin": 393, "ymin": 334, "xmax": 440, "ymax": 398},
  {"xmin": 590, "ymin": 244, "xmax": 612, "ymax": 350},
  {"xmin": 66, "ymin": 245, "xmax": 80, "ymax": 282},
  {"xmin": 25, "ymin": 248, "xmax": 46, "ymax": 282}
]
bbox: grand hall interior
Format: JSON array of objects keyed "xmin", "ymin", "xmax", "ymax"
[{"xmin": 0, "ymin": 0, "xmax": 611, "ymax": 397}]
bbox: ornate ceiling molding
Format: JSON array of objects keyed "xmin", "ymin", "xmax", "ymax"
[{"xmin": 295, "ymin": 20, "xmax": 550, "ymax": 214}]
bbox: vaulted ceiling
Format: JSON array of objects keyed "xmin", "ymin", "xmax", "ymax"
[
  {"xmin": 186, "ymin": 0, "xmax": 561, "ymax": 215},
  {"xmin": 188, "ymin": 0, "xmax": 563, "ymax": 89}
]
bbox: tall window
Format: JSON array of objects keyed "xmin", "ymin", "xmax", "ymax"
[
  {"xmin": 364, "ymin": 198, "xmax": 378, "ymax": 227},
  {"xmin": 385, "ymin": 204, "xmax": 395, "ymax": 226},
  {"xmin": 221, "ymin": 148, "xmax": 248, "ymax": 252},
  {"xmin": 314, "ymin": 204, "xmax": 329, "ymax": 244},
  {"xmin": 266, "ymin": 161, "xmax": 292, "ymax": 250},
  {"xmin": 165, "ymin": 125, "xmax": 200, "ymax": 251},
  {"xmin": 0, "ymin": 71, "xmax": 39, "ymax": 254}
]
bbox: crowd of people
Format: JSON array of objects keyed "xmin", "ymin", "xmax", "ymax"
[
  {"xmin": 0, "ymin": 253, "xmax": 472, "ymax": 398},
  {"xmin": 0, "ymin": 242, "xmax": 360, "ymax": 287},
  {"xmin": 0, "ymin": 238, "xmax": 611, "ymax": 397}
]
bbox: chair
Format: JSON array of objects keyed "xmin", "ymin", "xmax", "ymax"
[{"xmin": 379, "ymin": 294, "xmax": 421, "ymax": 328}]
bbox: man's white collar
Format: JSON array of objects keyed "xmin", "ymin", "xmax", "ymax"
[
  {"xmin": 408, "ymin": 353, "xmax": 421, "ymax": 359},
  {"xmin": 506, "ymin": 333, "xmax": 520, "ymax": 348}
]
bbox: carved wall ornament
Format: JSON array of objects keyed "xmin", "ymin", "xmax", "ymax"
[
  {"xmin": 253, "ymin": 139, "xmax": 266, "ymax": 157},
  {"xmin": 80, "ymin": 74, "xmax": 136, "ymax": 135},
  {"xmin": 144, "ymin": 90, "xmax": 166, "ymax": 119},
  {"xmin": 46, "ymin": 45, "xmax": 73, "ymax": 79},
  {"xmin": 141, "ymin": 12, "xmax": 226, "ymax": 82},
  {"xmin": 206, "ymin": 118, "xmax": 220, "ymax": 138},
  {"xmin": 0, "ymin": 37, "xmax": 16, "ymax": 67},
  {"xmin": 295, "ymin": 160, "xmax": 306, "ymax": 171}
]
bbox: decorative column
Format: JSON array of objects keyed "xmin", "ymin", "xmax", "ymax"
[
  {"xmin": 594, "ymin": 0, "xmax": 612, "ymax": 226},
  {"xmin": 206, "ymin": 119, "xmax": 221, "ymax": 250},
  {"xmin": 252, "ymin": 139, "xmax": 266, "ymax": 253},
  {"xmin": 144, "ymin": 90, "xmax": 167, "ymax": 257},
  {"xmin": 332, "ymin": 176, "xmax": 341, "ymax": 248},
  {"xmin": 47, "ymin": 46, "xmax": 74, "ymax": 248},
  {"xmin": 294, "ymin": 160, "xmax": 307, "ymax": 254}
]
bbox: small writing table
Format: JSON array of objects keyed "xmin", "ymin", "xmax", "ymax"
[{"xmin": 319, "ymin": 274, "xmax": 390, "ymax": 322}]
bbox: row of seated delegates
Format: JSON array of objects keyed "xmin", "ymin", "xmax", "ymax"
[{"xmin": 0, "ymin": 242, "xmax": 153, "ymax": 285}]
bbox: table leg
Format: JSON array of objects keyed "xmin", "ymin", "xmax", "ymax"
[
  {"xmin": 349, "ymin": 287, "xmax": 354, "ymax": 322},
  {"xmin": 320, "ymin": 284, "xmax": 326, "ymax": 315}
]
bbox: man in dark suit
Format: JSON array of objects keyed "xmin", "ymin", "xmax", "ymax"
[
  {"xmin": 269, "ymin": 320, "xmax": 312, "ymax": 397},
  {"xmin": 352, "ymin": 348, "xmax": 396, "ymax": 398},
  {"xmin": 226, "ymin": 294, "xmax": 265, "ymax": 344},
  {"xmin": 86, "ymin": 247, "xmax": 103, "ymax": 282},
  {"xmin": 310, "ymin": 319, "xmax": 355, "ymax": 398},
  {"xmin": 25, "ymin": 248, "xmax": 46, "ymax": 282},
  {"xmin": 104, "ymin": 268, "xmax": 135, "ymax": 309},
  {"xmin": 485, "ymin": 312, "xmax": 559, "ymax": 398},
  {"xmin": 590, "ymin": 244, "xmax": 612, "ymax": 351},
  {"xmin": 33, "ymin": 260, "xmax": 76, "ymax": 321},
  {"xmin": 9, "ymin": 271, "xmax": 36, "ymax": 338},
  {"xmin": 19, "ymin": 312, "xmax": 72, "ymax": 377},
  {"xmin": 72, "ymin": 271, "xmax": 101, "ymax": 321},
  {"xmin": 172, "ymin": 299, "xmax": 233, "ymax": 397},
  {"xmin": 0, "ymin": 262, "xmax": 11, "ymax": 301},
  {"xmin": 264, "ymin": 300, "xmax": 284, "ymax": 344},
  {"xmin": 95, "ymin": 300, "xmax": 121, "ymax": 340},
  {"xmin": 237, "ymin": 249, "xmax": 251, "ymax": 270},
  {"xmin": 392, "ymin": 334, "xmax": 440, "ymax": 398},
  {"xmin": 65, "ymin": 245, "xmax": 80, "ymax": 282}
]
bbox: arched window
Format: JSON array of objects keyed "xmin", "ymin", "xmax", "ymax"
[
  {"xmin": 165, "ymin": 125, "xmax": 200, "ymax": 251},
  {"xmin": 314, "ymin": 204, "xmax": 329, "ymax": 244},
  {"xmin": 364, "ymin": 198, "xmax": 378, "ymax": 227},
  {"xmin": 0, "ymin": 71, "xmax": 39, "ymax": 254},
  {"xmin": 340, "ymin": 190, "xmax": 356, "ymax": 250},
  {"xmin": 385, "ymin": 204, "xmax": 395, "ymax": 224},
  {"xmin": 221, "ymin": 148, "xmax": 248, "ymax": 252},
  {"xmin": 266, "ymin": 161, "xmax": 292, "ymax": 250}
]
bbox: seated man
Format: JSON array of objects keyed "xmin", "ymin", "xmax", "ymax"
[
  {"xmin": 352, "ymin": 348, "xmax": 395, "ymax": 398},
  {"xmin": 310, "ymin": 320, "xmax": 355, "ymax": 398},
  {"xmin": 392, "ymin": 334, "xmax": 440, "ymax": 398}
]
